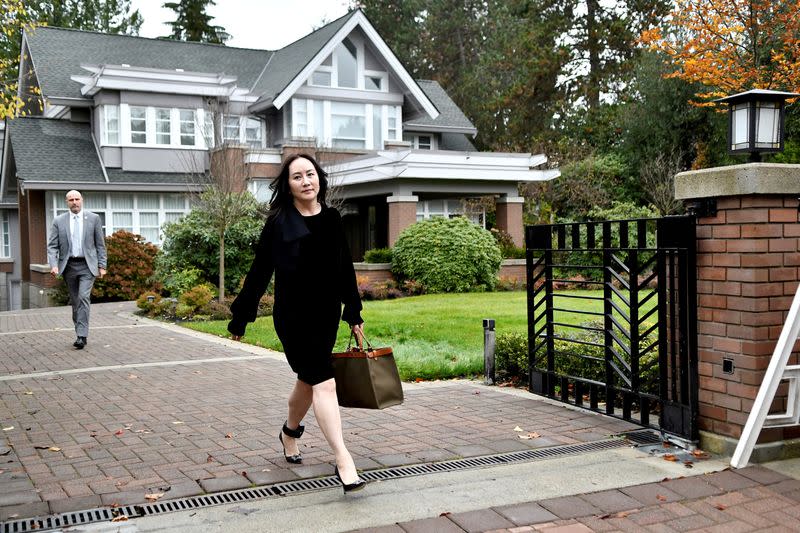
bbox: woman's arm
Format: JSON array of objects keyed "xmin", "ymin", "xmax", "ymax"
[{"xmin": 228, "ymin": 219, "xmax": 276, "ymax": 338}]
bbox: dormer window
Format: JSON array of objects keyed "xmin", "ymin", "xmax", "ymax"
[
  {"xmin": 311, "ymin": 70, "xmax": 331, "ymax": 87},
  {"xmin": 308, "ymin": 36, "xmax": 387, "ymax": 92}
]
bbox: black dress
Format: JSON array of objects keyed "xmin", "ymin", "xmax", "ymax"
[{"xmin": 228, "ymin": 205, "xmax": 363, "ymax": 385}]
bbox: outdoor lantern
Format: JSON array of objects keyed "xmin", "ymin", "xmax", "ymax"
[{"xmin": 717, "ymin": 89, "xmax": 799, "ymax": 162}]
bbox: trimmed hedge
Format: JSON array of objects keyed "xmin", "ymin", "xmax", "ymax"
[{"xmin": 392, "ymin": 217, "xmax": 502, "ymax": 293}]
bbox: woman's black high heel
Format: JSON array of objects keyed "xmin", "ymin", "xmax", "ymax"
[
  {"xmin": 334, "ymin": 466, "xmax": 366, "ymax": 493},
  {"xmin": 279, "ymin": 421, "xmax": 304, "ymax": 464}
]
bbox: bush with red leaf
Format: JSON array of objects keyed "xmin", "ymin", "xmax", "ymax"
[{"xmin": 93, "ymin": 230, "xmax": 160, "ymax": 301}]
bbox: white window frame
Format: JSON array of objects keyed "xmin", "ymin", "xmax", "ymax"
[
  {"xmin": 363, "ymin": 70, "xmax": 388, "ymax": 92},
  {"xmin": 154, "ymin": 107, "xmax": 172, "ymax": 145},
  {"xmin": 102, "ymin": 104, "xmax": 120, "ymax": 145},
  {"xmin": 416, "ymin": 199, "xmax": 485, "ymax": 227},
  {"xmin": 115, "ymin": 104, "xmax": 209, "ymax": 149},
  {"xmin": 287, "ymin": 98, "xmax": 401, "ymax": 150},
  {"xmin": 309, "ymin": 66, "xmax": 333, "ymax": 87},
  {"xmin": 178, "ymin": 109, "xmax": 196, "ymax": 146},
  {"xmin": 47, "ymin": 192, "xmax": 192, "ymax": 246},
  {"xmin": 128, "ymin": 105, "xmax": 147, "ymax": 144},
  {"xmin": 330, "ymin": 101, "xmax": 367, "ymax": 149},
  {"xmin": 404, "ymin": 133, "xmax": 436, "ymax": 150},
  {"xmin": 1, "ymin": 211, "xmax": 10, "ymax": 257},
  {"xmin": 248, "ymin": 179, "xmax": 272, "ymax": 203}
]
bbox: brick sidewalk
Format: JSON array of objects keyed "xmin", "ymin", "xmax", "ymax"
[
  {"xmin": 0, "ymin": 303, "xmax": 638, "ymax": 521},
  {"xmin": 355, "ymin": 466, "xmax": 800, "ymax": 532}
]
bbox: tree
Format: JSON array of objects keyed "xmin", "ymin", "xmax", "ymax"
[
  {"xmin": 162, "ymin": 0, "xmax": 229, "ymax": 44},
  {"xmin": 0, "ymin": 0, "xmax": 38, "ymax": 119},
  {"xmin": 640, "ymin": 0, "xmax": 800, "ymax": 103},
  {"xmin": 356, "ymin": 0, "xmax": 429, "ymax": 77},
  {"xmin": 1, "ymin": 0, "xmax": 142, "ymax": 119}
]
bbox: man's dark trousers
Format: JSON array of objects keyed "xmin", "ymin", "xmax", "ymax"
[{"xmin": 64, "ymin": 257, "xmax": 95, "ymax": 338}]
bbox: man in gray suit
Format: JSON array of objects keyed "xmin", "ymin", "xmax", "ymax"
[{"xmin": 47, "ymin": 190, "xmax": 107, "ymax": 349}]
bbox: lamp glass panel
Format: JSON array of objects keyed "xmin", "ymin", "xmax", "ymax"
[
  {"xmin": 755, "ymin": 102, "xmax": 780, "ymax": 148},
  {"xmin": 732, "ymin": 103, "xmax": 749, "ymax": 149}
]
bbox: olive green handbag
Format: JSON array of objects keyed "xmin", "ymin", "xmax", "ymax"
[{"xmin": 332, "ymin": 335, "xmax": 404, "ymax": 409}]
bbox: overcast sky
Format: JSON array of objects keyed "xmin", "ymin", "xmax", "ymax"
[{"xmin": 130, "ymin": 0, "xmax": 351, "ymax": 50}]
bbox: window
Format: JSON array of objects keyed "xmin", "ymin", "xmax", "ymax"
[
  {"xmin": 130, "ymin": 106, "xmax": 147, "ymax": 144},
  {"xmin": 104, "ymin": 105, "xmax": 119, "ymax": 144},
  {"xmin": 311, "ymin": 70, "xmax": 331, "ymax": 87},
  {"xmin": 1, "ymin": 211, "xmax": 10, "ymax": 257},
  {"xmin": 244, "ymin": 117, "xmax": 263, "ymax": 148},
  {"xmin": 416, "ymin": 199, "xmax": 484, "ymax": 227},
  {"xmin": 372, "ymin": 106, "xmax": 382, "ymax": 149},
  {"xmin": 249, "ymin": 179, "xmax": 271, "ymax": 203},
  {"xmin": 48, "ymin": 192, "xmax": 192, "ymax": 246},
  {"xmin": 404, "ymin": 133, "xmax": 434, "ymax": 150},
  {"xmin": 387, "ymin": 107, "xmax": 398, "ymax": 140},
  {"xmin": 155, "ymin": 108, "xmax": 171, "ymax": 145},
  {"xmin": 223, "ymin": 116, "xmax": 240, "ymax": 143},
  {"xmin": 365, "ymin": 76, "xmax": 382, "ymax": 91},
  {"xmin": 335, "ymin": 38, "xmax": 358, "ymax": 88},
  {"xmin": 292, "ymin": 99, "xmax": 308, "ymax": 137},
  {"xmin": 179, "ymin": 109, "xmax": 196, "ymax": 146},
  {"xmin": 331, "ymin": 101, "xmax": 365, "ymax": 148}
]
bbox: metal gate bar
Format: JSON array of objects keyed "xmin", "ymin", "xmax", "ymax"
[{"xmin": 525, "ymin": 216, "xmax": 698, "ymax": 440}]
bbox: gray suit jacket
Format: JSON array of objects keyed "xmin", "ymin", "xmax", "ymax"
[{"xmin": 47, "ymin": 210, "xmax": 107, "ymax": 277}]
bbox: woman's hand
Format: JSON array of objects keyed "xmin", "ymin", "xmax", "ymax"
[{"xmin": 351, "ymin": 322, "xmax": 365, "ymax": 347}]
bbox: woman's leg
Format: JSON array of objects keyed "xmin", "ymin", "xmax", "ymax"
[
  {"xmin": 283, "ymin": 379, "xmax": 313, "ymax": 456},
  {"xmin": 312, "ymin": 378, "xmax": 359, "ymax": 483}
]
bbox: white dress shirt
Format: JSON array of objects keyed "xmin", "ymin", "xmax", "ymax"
[{"xmin": 70, "ymin": 211, "xmax": 83, "ymax": 258}]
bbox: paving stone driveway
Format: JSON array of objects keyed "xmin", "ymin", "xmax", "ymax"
[{"xmin": 0, "ymin": 302, "xmax": 638, "ymax": 520}]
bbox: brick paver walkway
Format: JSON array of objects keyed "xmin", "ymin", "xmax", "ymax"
[
  {"xmin": 355, "ymin": 466, "xmax": 800, "ymax": 532},
  {"xmin": 0, "ymin": 302, "xmax": 638, "ymax": 521}
]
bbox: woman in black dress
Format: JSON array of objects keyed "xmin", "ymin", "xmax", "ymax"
[{"xmin": 228, "ymin": 153, "xmax": 366, "ymax": 493}]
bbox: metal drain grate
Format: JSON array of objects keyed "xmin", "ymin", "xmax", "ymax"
[
  {"xmin": 2, "ymin": 436, "xmax": 633, "ymax": 533},
  {"xmin": 619, "ymin": 429, "xmax": 664, "ymax": 446}
]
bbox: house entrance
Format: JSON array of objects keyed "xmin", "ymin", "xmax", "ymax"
[{"xmin": 525, "ymin": 216, "xmax": 698, "ymax": 441}]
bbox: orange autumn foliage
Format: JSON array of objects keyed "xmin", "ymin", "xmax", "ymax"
[{"xmin": 640, "ymin": 0, "xmax": 800, "ymax": 106}]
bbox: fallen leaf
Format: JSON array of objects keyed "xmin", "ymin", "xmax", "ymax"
[
  {"xmin": 145, "ymin": 492, "xmax": 164, "ymax": 502},
  {"xmin": 172, "ymin": 421, "xmax": 184, "ymax": 425},
  {"xmin": 656, "ymin": 494, "xmax": 667, "ymax": 502},
  {"xmin": 518, "ymin": 432, "xmax": 540, "ymax": 440},
  {"xmin": 473, "ymin": 391, "xmax": 480, "ymax": 395},
  {"xmin": 207, "ymin": 455, "xmax": 214, "ymax": 463},
  {"xmin": 24, "ymin": 391, "xmax": 33, "ymax": 395},
  {"xmin": 261, "ymin": 468, "xmax": 271, "ymax": 472},
  {"xmin": 115, "ymin": 430, "xmax": 124, "ymax": 436},
  {"xmin": 691, "ymin": 449, "xmax": 710, "ymax": 459},
  {"xmin": 225, "ymin": 433, "xmax": 233, "ymax": 439},
  {"xmin": 439, "ymin": 512, "xmax": 451, "ymax": 517},
  {"xmin": 715, "ymin": 503, "xmax": 727, "ymax": 511},
  {"xmin": 89, "ymin": 432, "xmax": 97, "ymax": 437},
  {"xmin": 241, "ymin": 471, "xmax": 247, "ymax": 477},
  {"xmin": 663, "ymin": 454, "xmax": 678, "ymax": 462},
  {"xmin": 48, "ymin": 447, "xmax": 61, "ymax": 452},
  {"xmin": 414, "ymin": 378, "xmax": 424, "ymax": 382},
  {"xmin": 513, "ymin": 426, "xmax": 524, "ymax": 432},
  {"xmin": 2, "ymin": 426, "xmax": 14, "ymax": 431},
  {"xmin": 662, "ymin": 441, "xmax": 672, "ymax": 448},
  {"xmin": 127, "ymin": 374, "xmax": 138, "ymax": 379},
  {"xmin": 111, "ymin": 516, "xmax": 128, "ymax": 522},
  {"xmin": 123, "ymin": 424, "xmax": 133, "ymax": 430},
  {"xmin": 684, "ymin": 463, "xmax": 694, "ymax": 469}
]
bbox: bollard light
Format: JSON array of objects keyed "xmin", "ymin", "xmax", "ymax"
[
  {"xmin": 717, "ymin": 89, "xmax": 799, "ymax": 162},
  {"xmin": 146, "ymin": 295, "xmax": 155, "ymax": 303}
]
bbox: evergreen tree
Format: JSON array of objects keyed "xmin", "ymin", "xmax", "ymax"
[{"xmin": 162, "ymin": 0, "xmax": 230, "ymax": 44}]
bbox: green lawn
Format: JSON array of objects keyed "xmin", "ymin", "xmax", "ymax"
[{"xmin": 183, "ymin": 290, "xmax": 613, "ymax": 381}]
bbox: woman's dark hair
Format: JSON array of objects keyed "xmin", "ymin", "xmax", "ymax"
[{"xmin": 267, "ymin": 153, "xmax": 329, "ymax": 219}]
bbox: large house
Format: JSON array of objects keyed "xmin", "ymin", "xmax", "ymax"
[{"xmin": 0, "ymin": 9, "xmax": 558, "ymax": 311}]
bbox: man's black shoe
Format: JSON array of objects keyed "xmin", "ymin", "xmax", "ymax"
[{"xmin": 74, "ymin": 337, "xmax": 86, "ymax": 349}]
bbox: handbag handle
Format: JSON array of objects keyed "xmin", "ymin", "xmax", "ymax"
[{"xmin": 347, "ymin": 331, "xmax": 372, "ymax": 352}]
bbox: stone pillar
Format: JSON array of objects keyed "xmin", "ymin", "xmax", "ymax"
[
  {"xmin": 387, "ymin": 195, "xmax": 418, "ymax": 247},
  {"xmin": 495, "ymin": 196, "xmax": 525, "ymax": 248},
  {"xmin": 675, "ymin": 163, "xmax": 800, "ymax": 461}
]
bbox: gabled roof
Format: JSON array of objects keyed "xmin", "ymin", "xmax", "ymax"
[
  {"xmin": 8, "ymin": 117, "xmax": 105, "ymax": 183},
  {"xmin": 254, "ymin": 10, "xmax": 438, "ymax": 119},
  {"xmin": 24, "ymin": 26, "xmax": 272, "ymax": 100},
  {"xmin": 409, "ymin": 80, "xmax": 476, "ymax": 135}
]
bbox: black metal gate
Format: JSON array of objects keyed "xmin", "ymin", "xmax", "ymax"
[{"xmin": 525, "ymin": 216, "xmax": 698, "ymax": 441}]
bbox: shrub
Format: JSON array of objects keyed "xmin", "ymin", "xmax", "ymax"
[
  {"xmin": 495, "ymin": 331, "xmax": 529, "ymax": 379},
  {"xmin": 158, "ymin": 266, "xmax": 205, "ymax": 298},
  {"xmin": 179, "ymin": 284, "xmax": 216, "ymax": 312},
  {"xmin": 363, "ymin": 247, "xmax": 392, "ymax": 263},
  {"xmin": 496, "ymin": 276, "xmax": 525, "ymax": 291},
  {"xmin": 392, "ymin": 217, "xmax": 502, "ymax": 293},
  {"xmin": 156, "ymin": 196, "xmax": 263, "ymax": 295},
  {"xmin": 203, "ymin": 300, "xmax": 232, "ymax": 320},
  {"xmin": 93, "ymin": 231, "xmax": 159, "ymax": 301},
  {"xmin": 136, "ymin": 291, "xmax": 161, "ymax": 312}
]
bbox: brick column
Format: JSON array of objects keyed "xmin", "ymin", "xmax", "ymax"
[
  {"xmin": 387, "ymin": 195, "xmax": 418, "ymax": 247},
  {"xmin": 495, "ymin": 196, "xmax": 525, "ymax": 248},
  {"xmin": 676, "ymin": 163, "xmax": 800, "ymax": 461}
]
